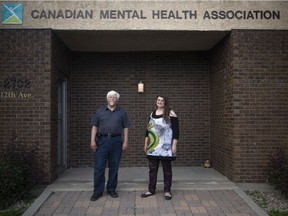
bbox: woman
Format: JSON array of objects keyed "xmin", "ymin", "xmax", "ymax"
[{"xmin": 141, "ymin": 95, "xmax": 179, "ymax": 200}]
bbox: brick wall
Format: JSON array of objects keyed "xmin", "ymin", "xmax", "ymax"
[
  {"xmin": 68, "ymin": 52, "xmax": 210, "ymax": 168},
  {"xmin": 0, "ymin": 29, "xmax": 71, "ymax": 183},
  {"xmin": 210, "ymin": 30, "xmax": 288, "ymax": 182},
  {"xmin": 232, "ymin": 30, "xmax": 288, "ymax": 182},
  {"xmin": 210, "ymin": 33, "xmax": 235, "ymax": 180},
  {"xmin": 1, "ymin": 29, "xmax": 287, "ymax": 183},
  {"xmin": 0, "ymin": 29, "xmax": 53, "ymax": 183}
]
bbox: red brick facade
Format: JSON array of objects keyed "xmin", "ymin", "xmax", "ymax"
[
  {"xmin": 0, "ymin": 30, "xmax": 70, "ymax": 183},
  {"xmin": 210, "ymin": 30, "xmax": 288, "ymax": 182},
  {"xmin": 0, "ymin": 29, "xmax": 287, "ymax": 183},
  {"xmin": 69, "ymin": 51, "xmax": 210, "ymax": 168}
]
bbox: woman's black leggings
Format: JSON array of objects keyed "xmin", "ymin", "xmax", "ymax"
[{"xmin": 148, "ymin": 158, "xmax": 172, "ymax": 193}]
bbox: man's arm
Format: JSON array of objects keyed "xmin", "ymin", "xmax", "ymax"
[
  {"xmin": 122, "ymin": 127, "xmax": 129, "ymax": 150},
  {"xmin": 91, "ymin": 126, "xmax": 97, "ymax": 152}
]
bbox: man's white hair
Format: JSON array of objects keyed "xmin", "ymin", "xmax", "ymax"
[{"xmin": 106, "ymin": 90, "xmax": 120, "ymax": 100}]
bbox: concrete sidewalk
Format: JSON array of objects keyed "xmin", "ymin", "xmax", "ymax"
[{"xmin": 24, "ymin": 167, "xmax": 269, "ymax": 216}]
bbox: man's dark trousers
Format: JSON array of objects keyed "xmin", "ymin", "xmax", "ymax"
[{"xmin": 93, "ymin": 135, "xmax": 122, "ymax": 195}]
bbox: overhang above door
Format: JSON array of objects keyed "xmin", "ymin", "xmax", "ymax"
[{"xmin": 54, "ymin": 30, "xmax": 229, "ymax": 52}]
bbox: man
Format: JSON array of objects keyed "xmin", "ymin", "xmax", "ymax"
[{"xmin": 90, "ymin": 90, "xmax": 130, "ymax": 201}]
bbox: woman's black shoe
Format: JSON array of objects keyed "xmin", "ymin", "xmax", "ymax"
[
  {"xmin": 141, "ymin": 191, "xmax": 155, "ymax": 198},
  {"xmin": 164, "ymin": 192, "xmax": 172, "ymax": 200}
]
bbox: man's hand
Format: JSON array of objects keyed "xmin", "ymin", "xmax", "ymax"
[
  {"xmin": 91, "ymin": 140, "xmax": 97, "ymax": 152},
  {"xmin": 122, "ymin": 141, "xmax": 128, "ymax": 151},
  {"xmin": 90, "ymin": 126, "xmax": 97, "ymax": 152}
]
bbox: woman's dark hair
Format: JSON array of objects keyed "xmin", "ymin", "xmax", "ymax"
[{"xmin": 156, "ymin": 95, "xmax": 171, "ymax": 122}]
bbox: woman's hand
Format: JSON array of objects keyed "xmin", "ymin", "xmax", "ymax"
[
  {"xmin": 144, "ymin": 143, "xmax": 147, "ymax": 153},
  {"xmin": 172, "ymin": 139, "xmax": 177, "ymax": 154},
  {"xmin": 144, "ymin": 137, "xmax": 149, "ymax": 153}
]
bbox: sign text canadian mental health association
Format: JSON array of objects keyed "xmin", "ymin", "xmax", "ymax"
[{"xmin": 30, "ymin": 9, "xmax": 280, "ymax": 20}]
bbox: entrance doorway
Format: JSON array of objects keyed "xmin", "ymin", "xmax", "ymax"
[{"xmin": 57, "ymin": 75, "xmax": 67, "ymax": 174}]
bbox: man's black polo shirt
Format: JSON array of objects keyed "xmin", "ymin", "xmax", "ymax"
[{"xmin": 91, "ymin": 105, "xmax": 130, "ymax": 134}]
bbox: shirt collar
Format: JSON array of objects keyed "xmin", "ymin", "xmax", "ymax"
[{"xmin": 105, "ymin": 105, "xmax": 119, "ymax": 111}]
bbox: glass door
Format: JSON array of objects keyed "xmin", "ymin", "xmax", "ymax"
[{"xmin": 57, "ymin": 75, "xmax": 67, "ymax": 174}]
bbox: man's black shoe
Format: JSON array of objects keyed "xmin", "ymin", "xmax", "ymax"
[
  {"xmin": 107, "ymin": 191, "xmax": 118, "ymax": 198},
  {"xmin": 90, "ymin": 193, "xmax": 102, "ymax": 201}
]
